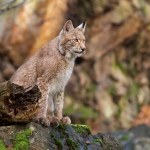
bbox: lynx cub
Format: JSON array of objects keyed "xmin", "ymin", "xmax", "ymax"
[{"xmin": 10, "ymin": 20, "xmax": 86, "ymax": 126}]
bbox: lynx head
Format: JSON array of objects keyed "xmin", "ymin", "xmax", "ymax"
[{"xmin": 59, "ymin": 20, "xmax": 86, "ymax": 59}]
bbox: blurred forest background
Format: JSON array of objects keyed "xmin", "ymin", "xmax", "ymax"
[{"xmin": 0, "ymin": 0, "xmax": 149, "ymax": 134}]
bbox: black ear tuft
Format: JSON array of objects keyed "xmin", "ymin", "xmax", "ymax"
[
  {"xmin": 76, "ymin": 20, "xmax": 87, "ymax": 33},
  {"xmin": 83, "ymin": 19, "xmax": 86, "ymax": 27}
]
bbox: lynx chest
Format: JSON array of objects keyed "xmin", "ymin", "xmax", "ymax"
[{"xmin": 48, "ymin": 62, "xmax": 74, "ymax": 95}]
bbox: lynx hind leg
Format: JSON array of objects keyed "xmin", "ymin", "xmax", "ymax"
[
  {"xmin": 53, "ymin": 91, "xmax": 71, "ymax": 125},
  {"xmin": 34, "ymin": 91, "xmax": 51, "ymax": 126},
  {"xmin": 34, "ymin": 78, "xmax": 52, "ymax": 126}
]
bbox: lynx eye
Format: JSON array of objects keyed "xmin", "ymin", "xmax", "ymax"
[{"xmin": 74, "ymin": 39, "xmax": 79, "ymax": 42}]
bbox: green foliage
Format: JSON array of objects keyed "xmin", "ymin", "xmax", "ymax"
[
  {"xmin": 70, "ymin": 124, "xmax": 91, "ymax": 134},
  {"xmin": 130, "ymin": 82, "xmax": 139, "ymax": 96},
  {"xmin": 107, "ymin": 83, "xmax": 116, "ymax": 97},
  {"xmin": 65, "ymin": 105, "xmax": 98, "ymax": 122},
  {"xmin": 114, "ymin": 61, "xmax": 137, "ymax": 77},
  {"xmin": 0, "ymin": 140, "xmax": 7, "ymax": 150},
  {"xmin": 115, "ymin": 62, "xmax": 127, "ymax": 75},
  {"xmin": 54, "ymin": 138, "xmax": 63, "ymax": 149},
  {"xmin": 80, "ymin": 107, "xmax": 98, "ymax": 121},
  {"xmin": 66, "ymin": 138, "xmax": 78, "ymax": 150},
  {"xmin": 126, "ymin": 81, "xmax": 139, "ymax": 100},
  {"xmin": 116, "ymin": 104, "xmax": 122, "ymax": 119},
  {"xmin": 81, "ymin": 83, "xmax": 96, "ymax": 97},
  {"xmin": 140, "ymin": 1, "xmax": 148, "ymax": 15}
]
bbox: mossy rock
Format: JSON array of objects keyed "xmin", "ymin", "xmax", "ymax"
[
  {"xmin": 70, "ymin": 124, "xmax": 91, "ymax": 134},
  {"xmin": 0, "ymin": 128, "xmax": 32, "ymax": 150},
  {"xmin": 0, "ymin": 140, "xmax": 7, "ymax": 150},
  {"xmin": 66, "ymin": 138, "xmax": 78, "ymax": 150},
  {"xmin": 0, "ymin": 122, "xmax": 121, "ymax": 150},
  {"xmin": 49, "ymin": 123, "xmax": 121, "ymax": 150}
]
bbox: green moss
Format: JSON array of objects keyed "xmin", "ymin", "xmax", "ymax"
[
  {"xmin": 70, "ymin": 124, "xmax": 91, "ymax": 134},
  {"xmin": 54, "ymin": 138, "xmax": 63, "ymax": 149},
  {"xmin": 24, "ymin": 129, "xmax": 32, "ymax": 136},
  {"xmin": 0, "ymin": 129, "xmax": 32, "ymax": 150},
  {"xmin": 66, "ymin": 138, "xmax": 78, "ymax": 150},
  {"xmin": 119, "ymin": 135, "xmax": 130, "ymax": 141},
  {"xmin": 50, "ymin": 133, "xmax": 55, "ymax": 138},
  {"xmin": 84, "ymin": 145, "xmax": 88, "ymax": 150},
  {"xmin": 58, "ymin": 123, "xmax": 66, "ymax": 130},
  {"xmin": 60, "ymin": 134, "xmax": 65, "ymax": 139},
  {"xmin": 0, "ymin": 140, "xmax": 7, "ymax": 150},
  {"xmin": 13, "ymin": 129, "xmax": 32, "ymax": 150},
  {"xmin": 93, "ymin": 139, "xmax": 103, "ymax": 146}
]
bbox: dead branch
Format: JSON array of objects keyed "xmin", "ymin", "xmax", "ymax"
[
  {"xmin": 0, "ymin": 0, "xmax": 26, "ymax": 14},
  {"xmin": 0, "ymin": 81, "xmax": 41, "ymax": 126}
]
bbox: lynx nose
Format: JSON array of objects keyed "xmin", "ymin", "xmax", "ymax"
[{"xmin": 81, "ymin": 48, "xmax": 86, "ymax": 52}]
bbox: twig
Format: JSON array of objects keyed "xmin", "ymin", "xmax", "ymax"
[{"xmin": 0, "ymin": 0, "xmax": 26, "ymax": 14}]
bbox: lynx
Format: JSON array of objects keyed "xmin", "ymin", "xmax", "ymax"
[{"xmin": 10, "ymin": 20, "xmax": 86, "ymax": 126}]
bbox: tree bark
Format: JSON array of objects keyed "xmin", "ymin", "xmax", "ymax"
[{"xmin": 0, "ymin": 81, "xmax": 41, "ymax": 126}]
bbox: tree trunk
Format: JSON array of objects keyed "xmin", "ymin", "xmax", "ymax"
[{"xmin": 0, "ymin": 81, "xmax": 41, "ymax": 126}]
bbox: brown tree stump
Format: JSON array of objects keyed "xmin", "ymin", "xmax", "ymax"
[{"xmin": 0, "ymin": 81, "xmax": 41, "ymax": 126}]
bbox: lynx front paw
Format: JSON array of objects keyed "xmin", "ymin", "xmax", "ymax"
[
  {"xmin": 60, "ymin": 117, "xmax": 71, "ymax": 124},
  {"xmin": 50, "ymin": 116, "xmax": 60, "ymax": 127},
  {"xmin": 34, "ymin": 117, "xmax": 51, "ymax": 126}
]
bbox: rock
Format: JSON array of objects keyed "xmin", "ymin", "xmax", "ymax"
[
  {"xmin": 127, "ymin": 137, "xmax": 150, "ymax": 150},
  {"xmin": 132, "ymin": 0, "xmax": 143, "ymax": 9},
  {"xmin": 110, "ymin": 124, "xmax": 150, "ymax": 150},
  {"xmin": 119, "ymin": 97, "xmax": 138, "ymax": 129},
  {"xmin": 27, "ymin": 123, "xmax": 51, "ymax": 150},
  {"xmin": 0, "ymin": 122, "xmax": 122, "ymax": 150},
  {"xmin": 0, "ymin": 71, "xmax": 4, "ymax": 83},
  {"xmin": 110, "ymin": 0, "xmax": 133, "ymax": 24},
  {"xmin": 0, "ymin": 61, "xmax": 15, "ymax": 79},
  {"xmin": 96, "ymin": 88, "xmax": 117, "ymax": 119},
  {"xmin": 0, "ymin": 0, "xmax": 150, "ymax": 134},
  {"xmin": 132, "ymin": 106, "xmax": 150, "ymax": 127}
]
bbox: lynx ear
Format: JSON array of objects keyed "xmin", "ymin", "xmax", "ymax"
[
  {"xmin": 76, "ymin": 20, "xmax": 86, "ymax": 33},
  {"xmin": 63, "ymin": 20, "xmax": 74, "ymax": 32}
]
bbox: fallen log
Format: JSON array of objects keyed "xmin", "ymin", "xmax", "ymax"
[{"xmin": 0, "ymin": 81, "xmax": 41, "ymax": 126}]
